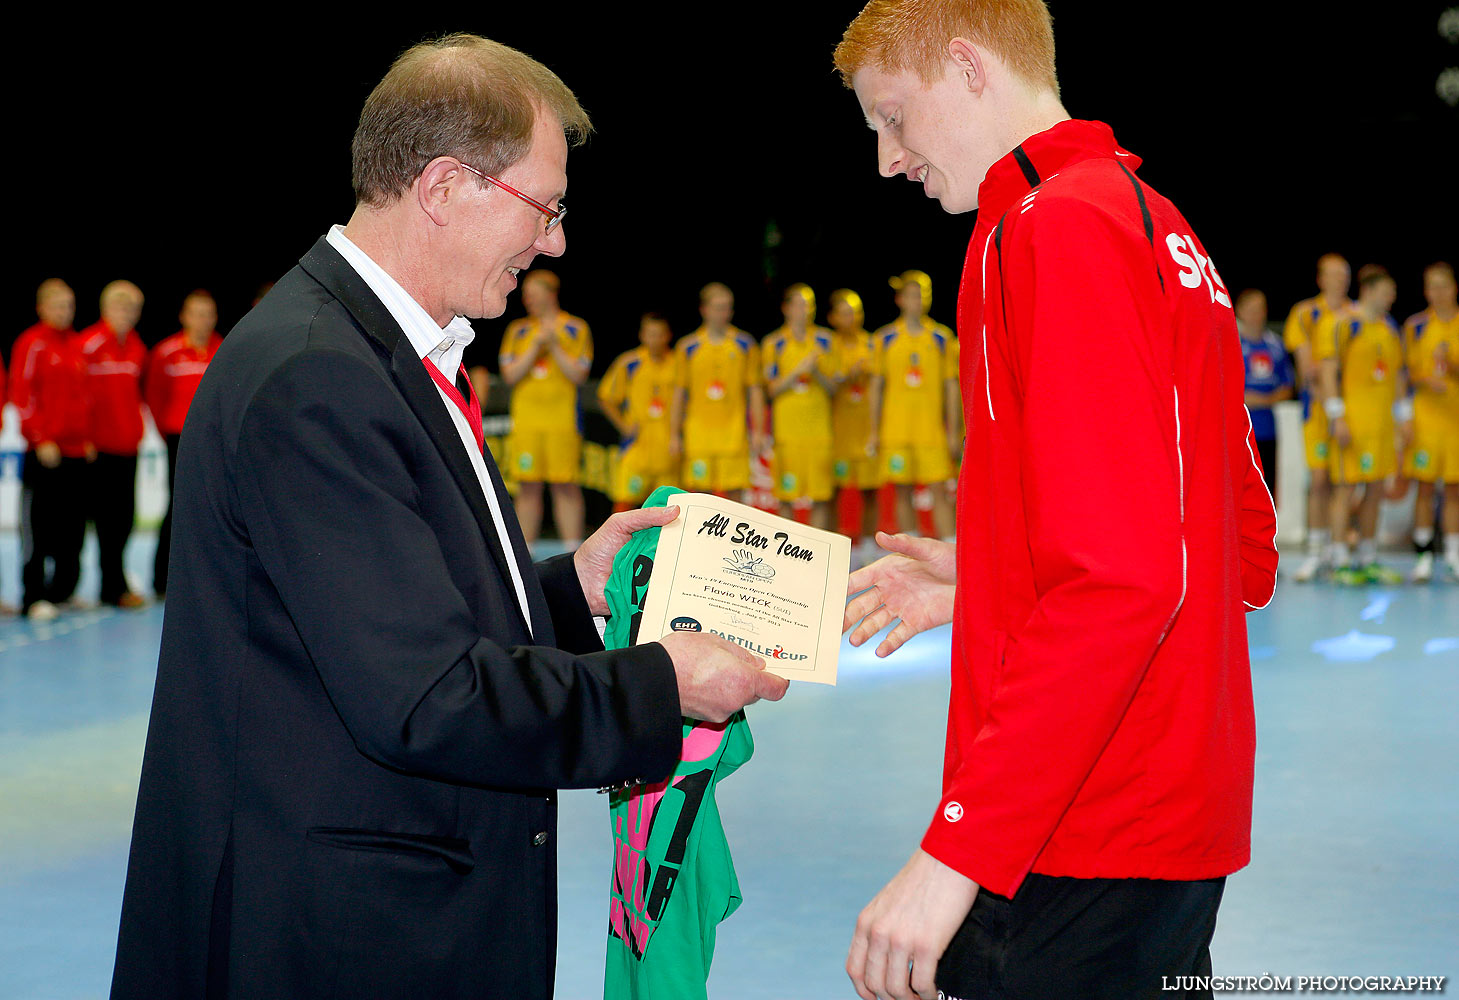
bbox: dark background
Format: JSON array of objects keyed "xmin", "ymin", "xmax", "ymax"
[{"xmin": 8, "ymin": 3, "xmax": 1457, "ymax": 373}]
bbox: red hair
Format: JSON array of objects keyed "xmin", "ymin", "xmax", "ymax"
[{"xmin": 834, "ymin": 0, "xmax": 1058, "ymax": 94}]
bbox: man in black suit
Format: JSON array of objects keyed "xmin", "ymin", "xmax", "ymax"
[{"xmin": 110, "ymin": 34, "xmax": 787, "ymax": 1000}]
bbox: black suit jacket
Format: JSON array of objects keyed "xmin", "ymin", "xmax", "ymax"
[{"xmin": 110, "ymin": 239, "xmax": 682, "ymax": 1000}]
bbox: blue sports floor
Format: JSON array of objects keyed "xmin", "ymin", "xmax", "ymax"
[{"xmin": 1, "ymin": 532, "xmax": 1455, "ymax": 999}]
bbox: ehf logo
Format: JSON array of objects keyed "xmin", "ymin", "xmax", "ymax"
[{"xmin": 670, "ymin": 617, "xmax": 702, "ymax": 632}]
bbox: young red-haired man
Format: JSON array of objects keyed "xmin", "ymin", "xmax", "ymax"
[{"xmin": 835, "ymin": 3, "xmax": 1277, "ymax": 997}]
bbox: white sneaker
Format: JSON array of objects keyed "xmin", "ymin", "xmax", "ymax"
[
  {"xmin": 1292, "ymin": 554, "xmax": 1327, "ymax": 582},
  {"xmin": 26, "ymin": 600, "xmax": 60, "ymax": 622},
  {"xmin": 1412, "ymin": 552, "xmax": 1434, "ymax": 583}
]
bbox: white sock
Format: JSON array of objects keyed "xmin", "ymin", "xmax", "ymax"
[
  {"xmin": 1414, "ymin": 526, "xmax": 1435, "ymax": 549},
  {"xmin": 1308, "ymin": 528, "xmax": 1331, "ymax": 556},
  {"xmin": 1331, "ymin": 541, "xmax": 1351, "ymax": 566},
  {"xmin": 1446, "ymin": 534, "xmax": 1459, "ymax": 564},
  {"xmin": 1356, "ymin": 538, "xmax": 1377, "ymax": 565}
]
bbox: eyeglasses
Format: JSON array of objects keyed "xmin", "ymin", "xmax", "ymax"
[{"xmin": 457, "ymin": 161, "xmax": 566, "ymax": 235}]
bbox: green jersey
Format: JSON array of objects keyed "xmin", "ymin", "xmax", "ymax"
[{"xmin": 604, "ymin": 485, "xmax": 753, "ymax": 1000}]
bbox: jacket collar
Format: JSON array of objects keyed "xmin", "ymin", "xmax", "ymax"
[{"xmin": 976, "ymin": 119, "xmax": 1140, "ymax": 224}]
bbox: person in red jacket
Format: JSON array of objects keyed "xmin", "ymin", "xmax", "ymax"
[
  {"xmin": 144, "ymin": 289, "xmax": 222, "ymax": 597},
  {"xmin": 834, "ymin": 4, "xmax": 1279, "ymax": 999},
  {"xmin": 9, "ymin": 279, "xmax": 94, "ymax": 620},
  {"xmin": 79, "ymin": 280, "xmax": 148, "ymax": 609}
]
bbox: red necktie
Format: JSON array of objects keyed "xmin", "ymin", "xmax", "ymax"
[{"xmin": 422, "ymin": 357, "xmax": 484, "ymax": 454}]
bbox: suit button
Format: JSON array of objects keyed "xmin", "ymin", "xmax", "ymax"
[{"xmin": 532, "ymin": 831, "xmax": 548, "ymax": 847}]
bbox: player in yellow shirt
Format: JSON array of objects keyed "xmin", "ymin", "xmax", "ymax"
[
  {"xmin": 870, "ymin": 270, "xmax": 960, "ymax": 537},
  {"xmin": 1402, "ymin": 261, "xmax": 1459, "ymax": 582},
  {"xmin": 1315, "ymin": 265, "xmax": 1407, "ymax": 585},
  {"xmin": 598, "ymin": 312, "xmax": 680, "ymax": 512},
  {"xmin": 498, "ymin": 269, "xmax": 591, "ymax": 546},
  {"xmin": 828, "ymin": 288, "xmax": 880, "ymax": 545},
  {"xmin": 1286, "ymin": 253, "xmax": 1356, "ymax": 581},
  {"xmin": 762, "ymin": 284, "xmax": 839, "ymax": 527},
  {"xmin": 671, "ymin": 282, "xmax": 766, "ymax": 500}
]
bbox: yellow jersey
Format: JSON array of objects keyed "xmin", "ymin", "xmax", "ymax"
[
  {"xmin": 832, "ymin": 328, "xmax": 876, "ymax": 458},
  {"xmin": 499, "ymin": 312, "xmax": 593, "ymax": 432},
  {"xmin": 762, "ymin": 325, "xmax": 837, "ymax": 444},
  {"xmin": 597, "ymin": 346, "xmax": 680, "ymax": 453},
  {"xmin": 873, "ymin": 318, "xmax": 958, "ymax": 447},
  {"xmin": 1403, "ymin": 308, "xmax": 1459, "ymax": 425},
  {"xmin": 1315, "ymin": 312, "xmax": 1403, "ymax": 429},
  {"xmin": 1283, "ymin": 296, "xmax": 1354, "ymax": 354},
  {"xmin": 677, "ymin": 326, "xmax": 761, "ymax": 456}
]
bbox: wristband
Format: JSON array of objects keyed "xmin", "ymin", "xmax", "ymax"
[
  {"xmin": 1324, "ymin": 397, "xmax": 1347, "ymax": 420},
  {"xmin": 1393, "ymin": 397, "xmax": 1414, "ymax": 423}
]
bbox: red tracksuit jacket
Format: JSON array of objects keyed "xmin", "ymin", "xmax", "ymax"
[
  {"xmin": 144, "ymin": 331, "xmax": 222, "ymax": 437},
  {"xmin": 79, "ymin": 321, "xmax": 148, "ymax": 457},
  {"xmin": 9, "ymin": 322, "xmax": 93, "ymax": 458},
  {"xmin": 922, "ymin": 120, "xmax": 1278, "ymax": 898}
]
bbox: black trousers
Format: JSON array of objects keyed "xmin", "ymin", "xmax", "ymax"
[
  {"xmin": 20, "ymin": 453, "xmax": 88, "ymax": 609},
  {"xmin": 89, "ymin": 452, "xmax": 138, "ymax": 605},
  {"xmin": 935, "ymin": 875, "xmax": 1226, "ymax": 1000},
  {"xmin": 153, "ymin": 434, "xmax": 181, "ymax": 595}
]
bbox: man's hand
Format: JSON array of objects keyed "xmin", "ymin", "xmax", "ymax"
[
  {"xmin": 658, "ymin": 630, "xmax": 789, "ymax": 722},
  {"xmin": 843, "ymin": 533, "xmax": 956, "ymax": 657},
  {"xmin": 847, "ymin": 849, "xmax": 980, "ymax": 1000},
  {"xmin": 573, "ymin": 505, "xmax": 682, "ymax": 617},
  {"xmin": 36, "ymin": 441, "xmax": 62, "ymax": 469},
  {"xmin": 1333, "ymin": 416, "xmax": 1352, "ymax": 448}
]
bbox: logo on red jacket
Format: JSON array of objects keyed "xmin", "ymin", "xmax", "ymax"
[{"xmin": 943, "ymin": 801, "xmax": 964, "ymax": 823}]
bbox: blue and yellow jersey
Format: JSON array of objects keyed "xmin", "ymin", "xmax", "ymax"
[
  {"xmin": 1315, "ymin": 313, "xmax": 1404, "ymax": 428},
  {"xmin": 499, "ymin": 312, "xmax": 593, "ymax": 432},
  {"xmin": 873, "ymin": 318, "xmax": 958, "ymax": 447},
  {"xmin": 1403, "ymin": 308, "xmax": 1459, "ymax": 424},
  {"xmin": 1283, "ymin": 296, "xmax": 1354, "ymax": 355},
  {"xmin": 598, "ymin": 346, "xmax": 681, "ymax": 453},
  {"xmin": 832, "ymin": 329, "xmax": 876, "ymax": 458},
  {"xmin": 762, "ymin": 325, "xmax": 836, "ymax": 443},
  {"xmin": 677, "ymin": 327, "xmax": 761, "ymax": 454}
]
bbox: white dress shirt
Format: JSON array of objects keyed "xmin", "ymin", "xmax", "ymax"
[{"xmin": 325, "ymin": 225, "xmax": 533, "ymax": 636}]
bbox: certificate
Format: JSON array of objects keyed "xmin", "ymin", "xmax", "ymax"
[{"xmin": 639, "ymin": 493, "xmax": 851, "ymax": 685}]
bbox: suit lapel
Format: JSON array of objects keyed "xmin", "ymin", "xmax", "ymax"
[
  {"xmin": 475, "ymin": 434, "xmax": 555, "ymax": 644},
  {"xmin": 298, "ymin": 238, "xmax": 535, "ymax": 637}
]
